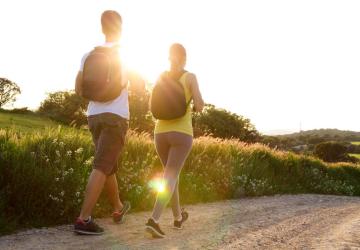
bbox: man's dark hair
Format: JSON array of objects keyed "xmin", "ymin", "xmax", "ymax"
[
  {"xmin": 101, "ymin": 10, "xmax": 122, "ymax": 36},
  {"xmin": 169, "ymin": 43, "xmax": 186, "ymax": 60}
]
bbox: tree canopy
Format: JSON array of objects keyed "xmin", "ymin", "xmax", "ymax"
[{"xmin": 0, "ymin": 78, "xmax": 21, "ymax": 108}]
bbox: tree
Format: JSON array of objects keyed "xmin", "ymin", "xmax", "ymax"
[
  {"xmin": 0, "ymin": 78, "xmax": 21, "ymax": 107},
  {"xmin": 37, "ymin": 71, "xmax": 154, "ymax": 131},
  {"xmin": 38, "ymin": 91, "xmax": 88, "ymax": 127},
  {"xmin": 314, "ymin": 141, "xmax": 350, "ymax": 163},
  {"xmin": 192, "ymin": 104, "xmax": 261, "ymax": 142},
  {"xmin": 128, "ymin": 72, "xmax": 154, "ymax": 133}
]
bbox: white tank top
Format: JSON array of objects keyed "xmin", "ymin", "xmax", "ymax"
[{"xmin": 79, "ymin": 42, "xmax": 129, "ymax": 119}]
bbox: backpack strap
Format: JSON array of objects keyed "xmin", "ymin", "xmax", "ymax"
[
  {"xmin": 163, "ymin": 70, "xmax": 193, "ymax": 107},
  {"xmin": 180, "ymin": 71, "xmax": 193, "ymax": 107}
]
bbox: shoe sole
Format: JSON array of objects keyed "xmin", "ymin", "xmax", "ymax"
[
  {"xmin": 113, "ymin": 203, "xmax": 131, "ymax": 224},
  {"xmin": 74, "ymin": 229, "xmax": 104, "ymax": 235},
  {"xmin": 145, "ymin": 226, "xmax": 165, "ymax": 238}
]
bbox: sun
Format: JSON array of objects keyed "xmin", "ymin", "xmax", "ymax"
[{"xmin": 120, "ymin": 40, "xmax": 168, "ymax": 85}]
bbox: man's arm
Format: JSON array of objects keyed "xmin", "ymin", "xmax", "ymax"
[{"xmin": 75, "ymin": 71, "xmax": 83, "ymax": 96}]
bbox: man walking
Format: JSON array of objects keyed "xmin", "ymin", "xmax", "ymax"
[{"xmin": 74, "ymin": 10, "xmax": 144, "ymax": 235}]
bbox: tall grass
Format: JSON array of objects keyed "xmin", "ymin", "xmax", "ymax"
[{"xmin": 0, "ymin": 127, "xmax": 359, "ymax": 234}]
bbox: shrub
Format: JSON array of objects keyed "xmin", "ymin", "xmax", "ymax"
[
  {"xmin": 0, "ymin": 107, "xmax": 34, "ymax": 115},
  {"xmin": 0, "ymin": 128, "xmax": 359, "ymax": 235},
  {"xmin": 38, "ymin": 91, "xmax": 88, "ymax": 127},
  {"xmin": 192, "ymin": 104, "xmax": 261, "ymax": 142},
  {"xmin": 314, "ymin": 141, "xmax": 350, "ymax": 163}
]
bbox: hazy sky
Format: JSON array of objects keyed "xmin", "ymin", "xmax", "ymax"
[{"xmin": 0, "ymin": 0, "xmax": 359, "ymax": 134}]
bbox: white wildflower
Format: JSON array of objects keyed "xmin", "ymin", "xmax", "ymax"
[
  {"xmin": 75, "ymin": 148, "xmax": 83, "ymax": 154},
  {"xmin": 84, "ymin": 157, "xmax": 93, "ymax": 166}
]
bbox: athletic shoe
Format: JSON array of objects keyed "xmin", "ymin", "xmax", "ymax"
[
  {"xmin": 145, "ymin": 218, "xmax": 165, "ymax": 238},
  {"xmin": 173, "ymin": 208, "xmax": 189, "ymax": 230},
  {"xmin": 112, "ymin": 201, "xmax": 131, "ymax": 224},
  {"xmin": 74, "ymin": 217, "xmax": 104, "ymax": 235}
]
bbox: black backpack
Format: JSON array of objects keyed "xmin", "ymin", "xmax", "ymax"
[
  {"xmin": 81, "ymin": 46, "xmax": 124, "ymax": 102},
  {"xmin": 150, "ymin": 71, "xmax": 191, "ymax": 120}
]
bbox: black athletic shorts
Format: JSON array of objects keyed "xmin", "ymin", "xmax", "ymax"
[{"xmin": 88, "ymin": 112, "xmax": 128, "ymax": 176}]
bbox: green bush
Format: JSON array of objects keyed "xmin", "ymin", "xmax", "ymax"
[
  {"xmin": 192, "ymin": 104, "xmax": 261, "ymax": 142},
  {"xmin": 38, "ymin": 91, "xmax": 88, "ymax": 127},
  {"xmin": 314, "ymin": 141, "xmax": 352, "ymax": 163},
  {"xmin": 0, "ymin": 107, "xmax": 34, "ymax": 115},
  {"xmin": 0, "ymin": 128, "xmax": 359, "ymax": 235}
]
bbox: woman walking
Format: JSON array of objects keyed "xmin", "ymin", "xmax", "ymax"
[{"xmin": 146, "ymin": 43, "xmax": 204, "ymax": 238}]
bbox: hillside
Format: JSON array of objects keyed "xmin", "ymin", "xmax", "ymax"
[
  {"xmin": 0, "ymin": 111, "xmax": 57, "ymax": 132},
  {"xmin": 277, "ymin": 129, "xmax": 360, "ymax": 141}
]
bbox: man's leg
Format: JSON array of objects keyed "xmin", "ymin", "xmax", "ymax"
[
  {"xmin": 79, "ymin": 169, "xmax": 107, "ymax": 220},
  {"xmin": 105, "ymin": 174, "xmax": 123, "ymax": 213}
]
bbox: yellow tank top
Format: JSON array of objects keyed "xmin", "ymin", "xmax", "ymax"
[{"xmin": 154, "ymin": 72, "xmax": 193, "ymax": 136}]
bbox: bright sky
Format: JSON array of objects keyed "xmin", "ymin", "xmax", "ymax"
[{"xmin": 0, "ymin": 0, "xmax": 359, "ymax": 134}]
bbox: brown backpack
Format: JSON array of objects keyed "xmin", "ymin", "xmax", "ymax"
[
  {"xmin": 81, "ymin": 46, "xmax": 124, "ymax": 102},
  {"xmin": 150, "ymin": 71, "xmax": 191, "ymax": 120}
]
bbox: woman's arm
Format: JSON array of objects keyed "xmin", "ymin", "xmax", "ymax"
[{"xmin": 188, "ymin": 73, "xmax": 204, "ymax": 112}]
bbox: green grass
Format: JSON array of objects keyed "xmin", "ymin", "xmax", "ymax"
[
  {"xmin": 350, "ymin": 154, "xmax": 360, "ymax": 159},
  {"xmin": 0, "ymin": 112, "xmax": 360, "ymax": 235},
  {"xmin": 0, "ymin": 112, "xmax": 57, "ymax": 132}
]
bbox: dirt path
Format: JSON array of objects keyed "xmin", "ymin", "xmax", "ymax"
[{"xmin": 2, "ymin": 194, "xmax": 360, "ymax": 250}]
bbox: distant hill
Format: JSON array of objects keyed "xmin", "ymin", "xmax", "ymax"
[
  {"xmin": 262, "ymin": 129, "xmax": 360, "ymax": 151},
  {"xmin": 262, "ymin": 129, "xmax": 297, "ymax": 136},
  {"xmin": 277, "ymin": 129, "xmax": 360, "ymax": 141}
]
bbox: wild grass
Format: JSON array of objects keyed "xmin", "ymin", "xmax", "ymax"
[
  {"xmin": 1, "ymin": 126, "xmax": 360, "ymax": 235},
  {"xmin": 350, "ymin": 154, "xmax": 360, "ymax": 160},
  {"xmin": 0, "ymin": 112, "xmax": 57, "ymax": 132}
]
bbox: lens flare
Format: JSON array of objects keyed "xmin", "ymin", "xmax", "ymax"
[{"xmin": 148, "ymin": 177, "xmax": 166, "ymax": 193}]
